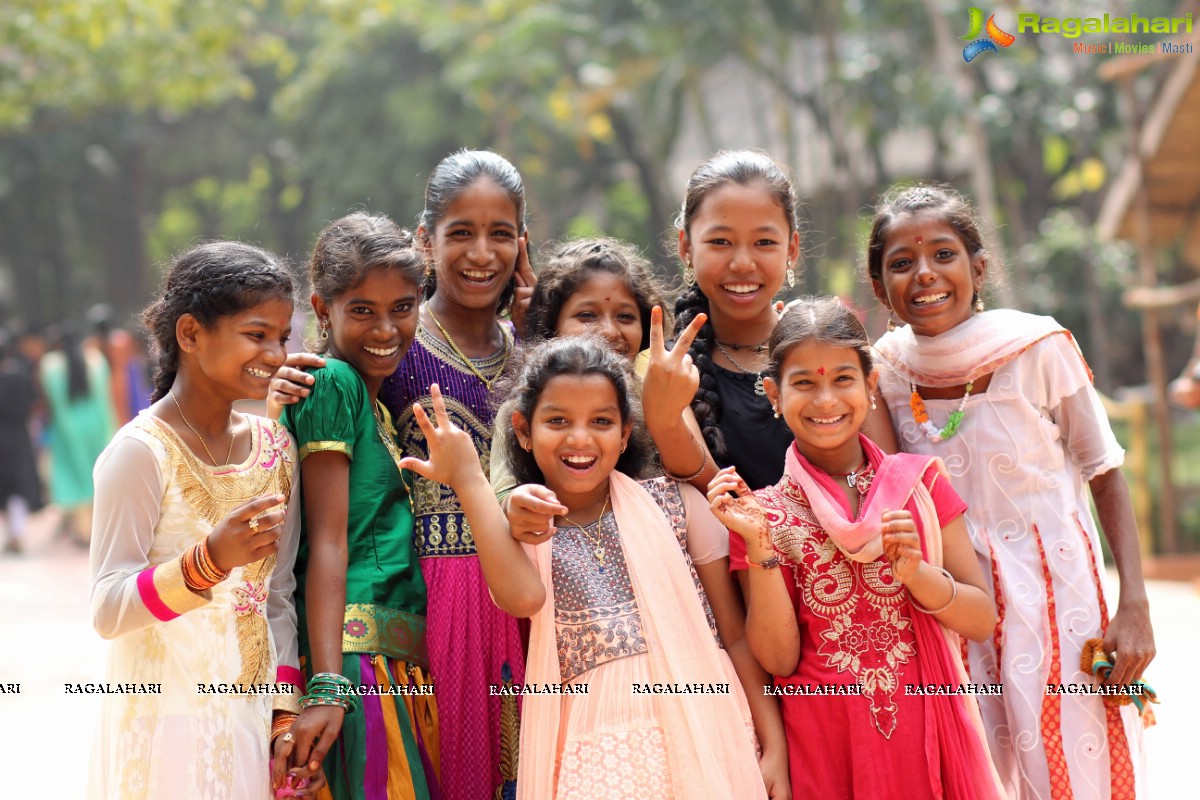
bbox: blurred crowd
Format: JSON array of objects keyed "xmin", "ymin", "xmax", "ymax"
[{"xmin": 0, "ymin": 304, "xmax": 150, "ymax": 554}]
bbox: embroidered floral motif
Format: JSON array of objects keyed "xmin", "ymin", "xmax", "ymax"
[
  {"xmin": 760, "ymin": 479, "xmax": 918, "ymax": 739},
  {"xmin": 345, "ymin": 620, "xmax": 368, "ymax": 639},
  {"xmin": 557, "ymin": 726, "xmax": 672, "ymax": 799}
]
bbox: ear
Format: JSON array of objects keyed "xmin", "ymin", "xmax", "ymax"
[
  {"xmin": 787, "ymin": 229, "xmax": 801, "ymax": 267},
  {"xmin": 176, "ymin": 313, "xmax": 202, "ymax": 354},
  {"xmin": 871, "ymin": 278, "xmax": 890, "ymax": 309},
  {"xmin": 866, "ymin": 368, "xmax": 880, "ymax": 398},
  {"xmin": 620, "ymin": 419, "xmax": 634, "ymax": 452},
  {"xmin": 971, "ymin": 254, "xmax": 987, "ymax": 293},
  {"xmin": 310, "ymin": 293, "xmax": 329, "ymax": 324},
  {"xmin": 763, "ymin": 375, "xmax": 781, "ymax": 412},
  {"xmin": 676, "ymin": 229, "xmax": 691, "ymax": 266},
  {"xmin": 416, "ymin": 225, "xmax": 435, "ymax": 266},
  {"xmin": 511, "ymin": 410, "xmax": 532, "ymax": 451}
]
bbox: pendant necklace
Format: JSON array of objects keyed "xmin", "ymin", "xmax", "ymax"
[
  {"xmin": 171, "ymin": 390, "xmax": 236, "ymax": 466},
  {"xmin": 426, "ymin": 307, "xmax": 510, "ymax": 390},
  {"xmin": 714, "ymin": 341, "xmax": 766, "ymax": 396},
  {"xmin": 560, "ymin": 496, "xmax": 611, "ymax": 573}
]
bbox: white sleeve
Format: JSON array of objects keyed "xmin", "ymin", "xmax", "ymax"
[
  {"xmin": 1036, "ymin": 334, "xmax": 1125, "ymax": 482},
  {"xmin": 89, "ymin": 431, "xmax": 211, "ymax": 641}
]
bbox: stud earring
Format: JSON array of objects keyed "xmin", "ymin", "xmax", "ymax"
[
  {"xmin": 682, "ymin": 258, "xmax": 695, "ymax": 286},
  {"xmin": 522, "ymin": 441, "xmax": 531, "ymax": 452},
  {"xmin": 620, "ymin": 443, "xmax": 627, "ymax": 454},
  {"xmin": 973, "ymin": 293, "xmax": 985, "ymax": 313},
  {"xmin": 886, "ymin": 311, "xmax": 896, "ymax": 332},
  {"xmin": 786, "ymin": 261, "xmax": 796, "ymax": 289}
]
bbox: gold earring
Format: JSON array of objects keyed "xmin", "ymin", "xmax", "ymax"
[
  {"xmin": 886, "ymin": 311, "xmax": 896, "ymax": 332},
  {"xmin": 682, "ymin": 258, "xmax": 695, "ymax": 286},
  {"xmin": 870, "ymin": 395, "xmax": 878, "ymax": 410},
  {"xmin": 425, "ymin": 261, "xmax": 434, "ymax": 278},
  {"xmin": 320, "ymin": 321, "xmax": 329, "ymax": 341},
  {"xmin": 772, "ymin": 407, "xmax": 781, "ymax": 419},
  {"xmin": 786, "ymin": 261, "xmax": 796, "ymax": 289},
  {"xmin": 620, "ymin": 443, "xmax": 627, "ymax": 453},
  {"xmin": 974, "ymin": 293, "xmax": 985, "ymax": 313}
]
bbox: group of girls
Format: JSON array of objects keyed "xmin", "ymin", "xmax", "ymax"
[{"xmin": 88, "ymin": 146, "xmax": 1155, "ymax": 799}]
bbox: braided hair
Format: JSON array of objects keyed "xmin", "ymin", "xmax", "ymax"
[
  {"xmin": 672, "ymin": 150, "xmax": 798, "ymax": 465},
  {"xmin": 140, "ymin": 241, "xmax": 294, "ymax": 402}
]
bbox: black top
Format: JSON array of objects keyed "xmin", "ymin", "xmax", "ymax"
[{"xmin": 712, "ymin": 363, "xmax": 792, "ymax": 490}]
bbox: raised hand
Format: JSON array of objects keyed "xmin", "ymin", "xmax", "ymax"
[
  {"xmin": 507, "ymin": 483, "xmax": 568, "ymax": 545},
  {"xmin": 267, "ymin": 352, "xmax": 327, "ymax": 418},
  {"xmin": 707, "ymin": 466, "xmax": 770, "ymax": 547},
  {"xmin": 880, "ymin": 510, "xmax": 922, "ymax": 582},
  {"xmin": 508, "ymin": 235, "xmax": 537, "ymax": 338},
  {"xmin": 397, "ymin": 383, "xmax": 484, "ymax": 490},
  {"xmin": 642, "ymin": 306, "xmax": 705, "ymax": 429},
  {"xmin": 207, "ymin": 493, "xmax": 288, "ymax": 572}
]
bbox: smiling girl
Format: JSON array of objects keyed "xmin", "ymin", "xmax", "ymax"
[
  {"xmin": 711, "ymin": 297, "xmax": 1001, "ymax": 799},
  {"xmin": 867, "ymin": 185, "xmax": 1154, "ymax": 798},
  {"xmin": 89, "ymin": 242, "xmax": 309, "ymax": 799},
  {"xmin": 278, "ymin": 214, "xmax": 437, "ymax": 799}
]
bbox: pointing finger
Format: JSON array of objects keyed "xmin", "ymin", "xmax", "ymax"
[{"xmin": 671, "ymin": 312, "xmax": 707, "ymax": 357}]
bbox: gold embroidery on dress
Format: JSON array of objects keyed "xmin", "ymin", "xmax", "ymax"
[{"xmin": 143, "ymin": 416, "xmax": 293, "ymax": 688}]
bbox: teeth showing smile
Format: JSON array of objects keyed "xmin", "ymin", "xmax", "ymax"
[
  {"xmin": 364, "ymin": 345, "xmax": 399, "ymax": 357},
  {"xmin": 462, "ymin": 270, "xmax": 495, "ymax": 281},
  {"xmin": 246, "ymin": 367, "xmax": 271, "ymax": 379},
  {"xmin": 724, "ymin": 284, "xmax": 760, "ymax": 295},
  {"xmin": 562, "ymin": 455, "xmax": 597, "ymax": 469},
  {"xmin": 808, "ymin": 415, "xmax": 847, "ymax": 425},
  {"xmin": 913, "ymin": 292, "xmax": 949, "ymax": 305}
]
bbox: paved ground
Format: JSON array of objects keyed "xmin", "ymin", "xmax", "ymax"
[{"xmin": 2, "ymin": 507, "xmax": 1196, "ymax": 797}]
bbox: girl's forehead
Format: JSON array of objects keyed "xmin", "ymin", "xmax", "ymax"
[
  {"xmin": 692, "ymin": 181, "xmax": 789, "ymax": 230},
  {"xmin": 438, "ymin": 178, "xmax": 519, "ymax": 223},
  {"xmin": 537, "ymin": 373, "xmax": 621, "ymax": 403},
  {"xmin": 781, "ymin": 339, "xmax": 861, "ymax": 369},
  {"xmin": 886, "ymin": 211, "xmax": 964, "ymax": 245},
  {"xmin": 228, "ymin": 294, "xmax": 294, "ymax": 322},
  {"xmin": 571, "ymin": 272, "xmax": 637, "ymax": 301}
]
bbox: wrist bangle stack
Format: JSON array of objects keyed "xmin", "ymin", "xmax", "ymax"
[
  {"xmin": 299, "ymin": 672, "xmax": 357, "ymax": 713},
  {"xmin": 912, "ymin": 566, "xmax": 957, "ymax": 614},
  {"xmin": 271, "ymin": 711, "xmax": 298, "ymax": 742},
  {"xmin": 664, "ymin": 438, "xmax": 708, "ymax": 483},
  {"xmin": 181, "ymin": 538, "xmax": 231, "ymax": 591}
]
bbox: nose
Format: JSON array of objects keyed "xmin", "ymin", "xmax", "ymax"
[
  {"xmin": 264, "ymin": 339, "xmax": 286, "ymax": 368},
  {"xmin": 914, "ymin": 255, "xmax": 937, "ymax": 284},
  {"xmin": 565, "ymin": 422, "xmax": 591, "ymax": 447},
  {"xmin": 729, "ymin": 246, "xmax": 754, "ymax": 273},
  {"xmin": 813, "ymin": 381, "xmax": 838, "ymax": 408},
  {"xmin": 595, "ymin": 315, "xmax": 623, "ymax": 347},
  {"xmin": 467, "ymin": 233, "xmax": 493, "ymax": 265}
]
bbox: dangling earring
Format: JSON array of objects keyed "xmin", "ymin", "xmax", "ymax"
[
  {"xmin": 973, "ymin": 293, "xmax": 985, "ymax": 313},
  {"xmin": 320, "ymin": 321, "xmax": 330, "ymax": 341},
  {"xmin": 786, "ymin": 261, "xmax": 796, "ymax": 289},
  {"xmin": 870, "ymin": 395, "xmax": 878, "ymax": 410},
  {"xmin": 886, "ymin": 310, "xmax": 896, "ymax": 332},
  {"xmin": 772, "ymin": 406, "xmax": 781, "ymax": 419},
  {"xmin": 424, "ymin": 261, "xmax": 434, "ymax": 278},
  {"xmin": 682, "ymin": 258, "xmax": 695, "ymax": 286}
]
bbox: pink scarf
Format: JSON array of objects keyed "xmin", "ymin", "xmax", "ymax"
[
  {"xmin": 874, "ymin": 308, "xmax": 1072, "ymax": 388},
  {"xmin": 517, "ymin": 471, "xmax": 767, "ymax": 799},
  {"xmin": 786, "ymin": 439, "xmax": 1003, "ymax": 799}
]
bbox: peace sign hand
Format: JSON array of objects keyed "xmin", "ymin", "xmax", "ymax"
[
  {"xmin": 642, "ymin": 306, "xmax": 705, "ymax": 430},
  {"xmin": 397, "ymin": 383, "xmax": 485, "ymax": 491}
]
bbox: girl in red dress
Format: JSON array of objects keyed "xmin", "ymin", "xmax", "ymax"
[{"xmin": 709, "ymin": 297, "xmax": 1002, "ymax": 799}]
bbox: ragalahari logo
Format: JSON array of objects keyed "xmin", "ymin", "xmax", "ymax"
[{"xmin": 962, "ymin": 7, "xmax": 1016, "ymax": 61}]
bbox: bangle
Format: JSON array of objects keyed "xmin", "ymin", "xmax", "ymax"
[
  {"xmin": 664, "ymin": 438, "xmax": 708, "ymax": 483},
  {"xmin": 181, "ymin": 539, "xmax": 230, "ymax": 591},
  {"xmin": 299, "ymin": 672, "xmax": 358, "ymax": 713},
  {"xmin": 271, "ymin": 712, "xmax": 297, "ymax": 742},
  {"xmin": 912, "ymin": 566, "xmax": 957, "ymax": 614},
  {"xmin": 747, "ymin": 556, "xmax": 780, "ymax": 570}
]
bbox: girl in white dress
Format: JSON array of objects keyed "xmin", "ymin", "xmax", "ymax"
[
  {"xmin": 867, "ymin": 186, "xmax": 1155, "ymax": 799},
  {"xmin": 89, "ymin": 242, "xmax": 321, "ymax": 799}
]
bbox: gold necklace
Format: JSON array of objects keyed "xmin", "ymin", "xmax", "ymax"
[
  {"xmin": 170, "ymin": 390, "xmax": 236, "ymax": 466},
  {"xmin": 560, "ymin": 496, "xmax": 610, "ymax": 574},
  {"xmin": 425, "ymin": 307, "xmax": 510, "ymax": 390},
  {"xmin": 373, "ymin": 400, "xmax": 414, "ymax": 513}
]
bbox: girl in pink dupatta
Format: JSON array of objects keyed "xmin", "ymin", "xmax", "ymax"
[
  {"xmin": 710, "ymin": 298, "xmax": 1002, "ymax": 799},
  {"xmin": 399, "ymin": 336, "xmax": 767, "ymax": 799}
]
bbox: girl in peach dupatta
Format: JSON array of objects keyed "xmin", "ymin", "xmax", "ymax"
[
  {"xmin": 711, "ymin": 298, "xmax": 1001, "ymax": 799},
  {"xmin": 397, "ymin": 337, "xmax": 767, "ymax": 800}
]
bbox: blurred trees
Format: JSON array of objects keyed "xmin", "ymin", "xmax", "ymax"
[{"xmin": 0, "ymin": 0, "xmax": 1190, "ymax": 390}]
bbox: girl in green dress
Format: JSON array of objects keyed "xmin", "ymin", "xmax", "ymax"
[{"xmin": 280, "ymin": 213, "xmax": 439, "ymax": 799}]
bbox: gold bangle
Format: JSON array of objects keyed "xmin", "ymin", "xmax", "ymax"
[
  {"xmin": 664, "ymin": 438, "xmax": 707, "ymax": 482},
  {"xmin": 912, "ymin": 566, "xmax": 957, "ymax": 614}
]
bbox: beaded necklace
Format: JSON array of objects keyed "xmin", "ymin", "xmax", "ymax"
[{"xmin": 909, "ymin": 381, "xmax": 973, "ymax": 443}]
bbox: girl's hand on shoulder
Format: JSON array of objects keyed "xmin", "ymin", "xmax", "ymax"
[
  {"xmin": 1102, "ymin": 599, "xmax": 1156, "ymax": 685},
  {"xmin": 507, "ymin": 483, "xmax": 567, "ymax": 545},
  {"xmin": 397, "ymin": 384, "xmax": 483, "ymax": 490},
  {"xmin": 284, "ymin": 705, "xmax": 344, "ymax": 792},
  {"xmin": 880, "ymin": 510, "xmax": 922, "ymax": 582},
  {"xmin": 207, "ymin": 493, "xmax": 288, "ymax": 572},
  {"xmin": 267, "ymin": 353, "xmax": 326, "ymax": 418},
  {"xmin": 508, "ymin": 235, "xmax": 537, "ymax": 338},
  {"xmin": 642, "ymin": 306, "xmax": 705, "ymax": 427},
  {"xmin": 707, "ymin": 466, "xmax": 769, "ymax": 544}
]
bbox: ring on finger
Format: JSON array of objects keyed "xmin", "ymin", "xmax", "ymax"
[
  {"xmin": 249, "ymin": 517, "xmax": 260, "ymax": 533},
  {"xmin": 282, "ymin": 732, "xmax": 294, "ymax": 743}
]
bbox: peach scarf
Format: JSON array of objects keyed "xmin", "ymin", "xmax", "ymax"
[{"xmin": 517, "ymin": 471, "xmax": 767, "ymax": 799}]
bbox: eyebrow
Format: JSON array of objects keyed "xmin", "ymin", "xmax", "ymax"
[
  {"xmin": 444, "ymin": 219, "xmax": 518, "ymax": 231},
  {"xmin": 787, "ymin": 364, "xmax": 858, "ymax": 376},
  {"xmin": 538, "ymin": 403, "xmax": 621, "ymax": 414},
  {"xmin": 885, "ymin": 235, "xmax": 959, "ymax": 258},
  {"xmin": 701, "ymin": 224, "xmax": 784, "ymax": 234}
]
